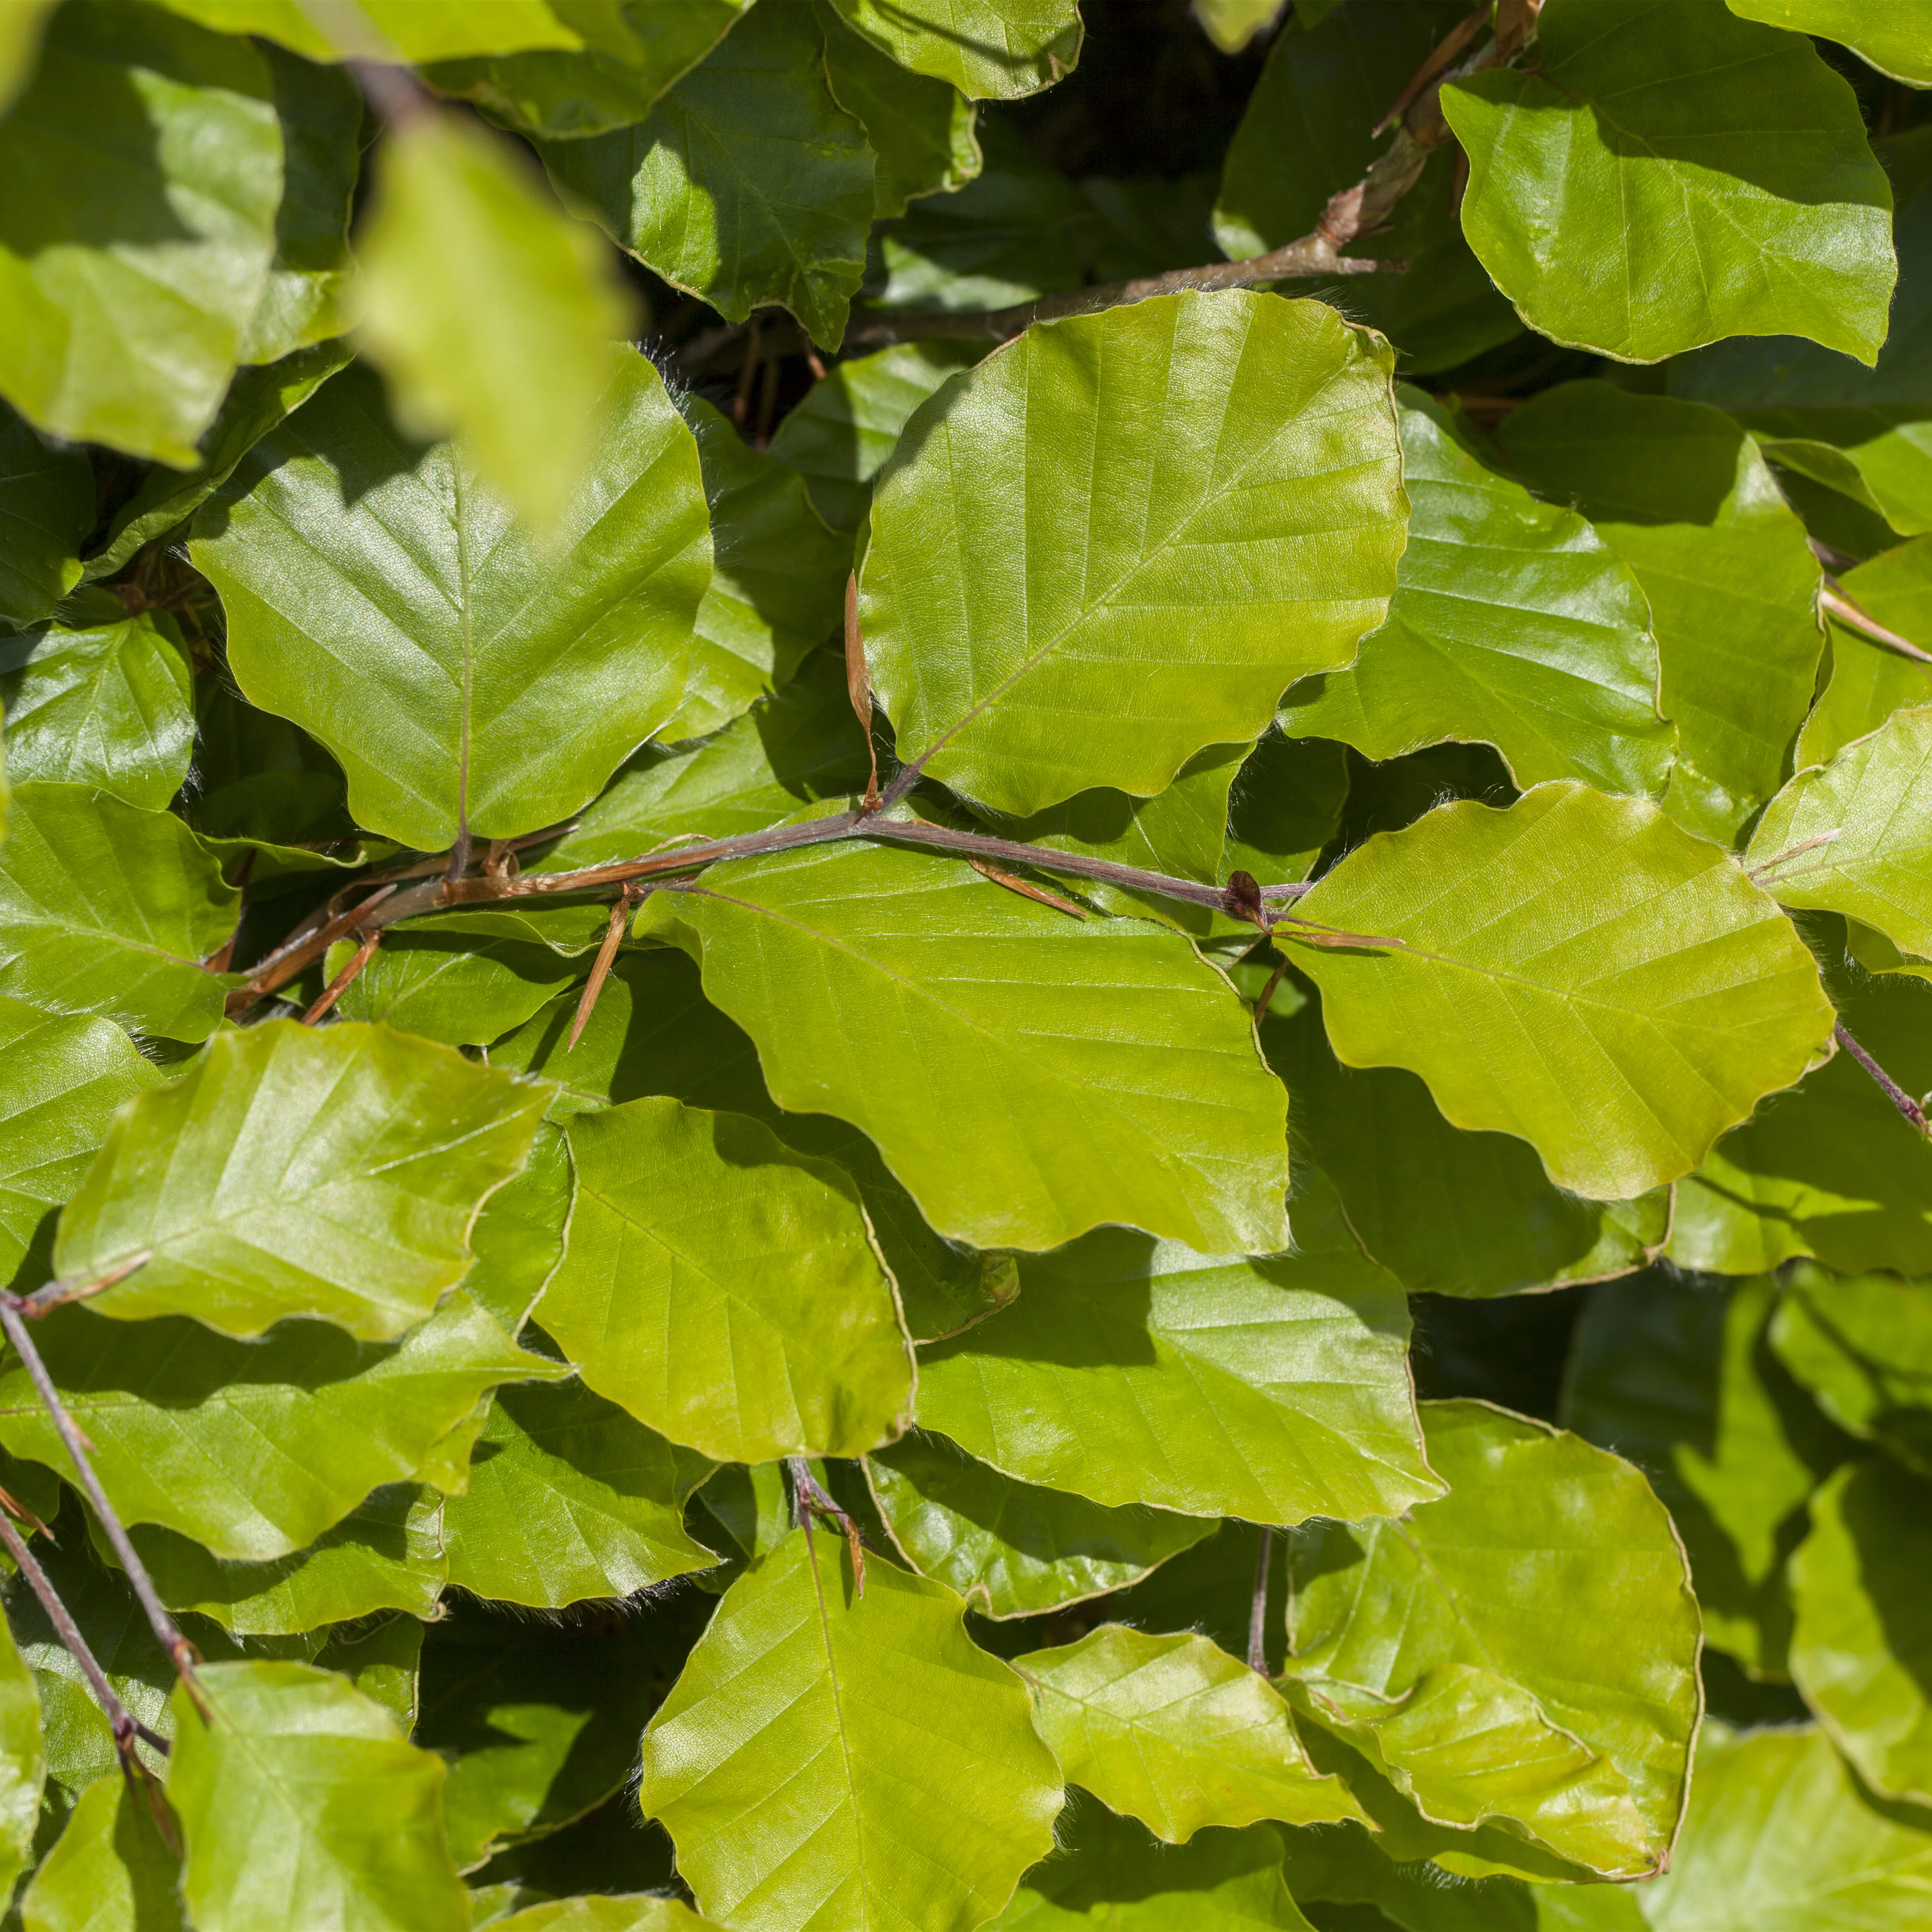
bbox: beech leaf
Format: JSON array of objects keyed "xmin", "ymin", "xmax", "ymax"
[
  {"xmin": 822, "ymin": 0, "xmax": 1083, "ymax": 100},
  {"xmin": 19, "ymin": 1770, "xmax": 182, "ymax": 1932},
  {"xmin": 0, "ymin": 402, "xmax": 90, "ymax": 627}
]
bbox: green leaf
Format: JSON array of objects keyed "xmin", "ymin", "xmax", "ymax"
[
  {"xmin": 1261, "ymin": 988, "xmax": 1667, "ymax": 1299},
  {"xmin": 167, "ymin": 1659, "xmax": 470, "ymax": 1932},
  {"xmin": 817, "ymin": 0, "xmax": 980, "ymax": 217},
  {"xmin": 1283, "ymin": 1402, "xmax": 1700, "ymax": 1879},
  {"xmin": 1636, "ymin": 1723, "xmax": 1932, "ymax": 1931},
  {"xmin": 1769, "ymin": 1263, "xmax": 1932, "ymax": 1476},
  {"xmin": 0, "ymin": 993, "xmax": 162, "ymax": 1294},
  {"xmin": 0, "ymin": 402, "xmax": 89, "ymax": 626},
  {"xmin": 767, "ymin": 340, "xmax": 980, "ymax": 530},
  {"xmin": 0, "ymin": 0, "xmax": 56, "ymax": 114},
  {"xmin": 859, "ymin": 290, "xmax": 1405, "ymax": 817},
  {"xmin": 0, "ymin": 1606, "xmax": 42, "ymax": 1902},
  {"xmin": 0, "ymin": 613, "xmax": 194, "ymax": 809},
  {"xmin": 1289, "ymin": 781, "xmax": 1836, "ymax": 1201},
  {"xmin": 1440, "ymin": 0, "xmax": 1895, "ymax": 365},
  {"xmin": 661, "ymin": 398, "xmax": 849, "ymax": 743},
  {"xmin": 0, "ymin": 1290, "xmax": 558, "ymax": 1560},
  {"xmin": 866, "ymin": 1430, "xmax": 1212, "ymax": 1618},
  {"xmin": 0, "ymin": 2, "xmax": 283, "ymax": 462},
  {"xmin": 1748, "ymin": 704, "xmax": 1932, "ymax": 955},
  {"xmin": 464, "ymin": 1119, "xmax": 571, "ymax": 1335},
  {"xmin": 58, "ymin": 1018, "xmax": 548, "ymax": 1342},
  {"xmin": 489, "ymin": 1901, "xmax": 717, "ymax": 1932},
  {"xmin": 988, "ymin": 1796, "xmax": 1315, "ymax": 1932},
  {"xmin": 541, "ymin": 2, "xmax": 876, "ymax": 349},
  {"xmin": 421, "ymin": 2, "xmax": 755, "ymax": 140},
  {"xmin": 1193, "ymin": 0, "xmax": 1287, "ymax": 53},
  {"xmin": 1790, "ymin": 1458, "xmax": 1932, "ymax": 1807},
  {"xmin": 1727, "ymin": 0, "xmax": 1932, "ymax": 88},
  {"xmin": 190, "ymin": 353, "xmax": 711, "ymax": 852},
  {"xmin": 1281, "ymin": 391, "xmax": 1670, "ymax": 797},
  {"xmin": 356, "ymin": 111, "xmax": 638, "ymax": 533},
  {"xmin": 442, "ymin": 1375, "xmax": 720, "ymax": 1607},
  {"xmin": 1795, "ymin": 537, "xmax": 1932, "ymax": 769},
  {"xmin": 547, "ymin": 1095, "xmax": 913, "ymax": 1461},
  {"xmin": 822, "ymin": 0, "xmax": 1082, "ymax": 99},
  {"xmin": 0, "ymin": 783, "xmax": 237, "ymax": 1043},
  {"xmin": 636, "ymin": 836, "xmax": 1292, "ymax": 1252},
  {"xmin": 639, "ymin": 1529, "xmax": 1063, "ymax": 1932},
  {"xmin": 1222, "ymin": 734, "xmax": 1350, "ymax": 894},
  {"xmin": 1017, "ymin": 1625, "xmax": 1366, "ymax": 1841},
  {"xmin": 1499, "ymin": 382, "xmax": 1825, "ymax": 847},
  {"xmin": 328, "ymin": 915, "xmax": 583, "ymax": 1049},
  {"xmin": 147, "ymin": 0, "xmax": 635, "ymax": 62},
  {"xmin": 315, "ymin": 1614, "xmax": 421, "ymax": 1734},
  {"xmin": 914, "ymin": 1172, "xmax": 1439, "ymax": 1523},
  {"xmin": 19, "ymin": 1771, "xmax": 184, "ymax": 1932},
  {"xmin": 1560, "ymin": 1271, "xmax": 1852, "ymax": 1678}
]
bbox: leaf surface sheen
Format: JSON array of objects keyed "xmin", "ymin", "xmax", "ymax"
[
  {"xmin": 1726, "ymin": 0, "xmax": 1932, "ymax": 88},
  {"xmin": 859, "ymin": 289, "xmax": 1406, "ymax": 817},
  {"xmin": 823, "ymin": 0, "xmax": 1083, "ymax": 99},
  {"xmin": 638, "ymin": 1530, "xmax": 1064, "ymax": 1932}
]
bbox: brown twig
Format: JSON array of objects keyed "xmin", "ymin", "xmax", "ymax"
[
  {"xmin": 301, "ymin": 929, "xmax": 382, "ymax": 1024},
  {"xmin": 789, "ymin": 1457, "xmax": 866, "ymax": 1596},
  {"xmin": 967, "ymin": 859, "xmax": 1090, "ymax": 917},
  {"xmin": 567, "ymin": 888, "xmax": 640, "ymax": 1051},
  {"xmin": 1822, "ymin": 584, "xmax": 1932, "ymax": 666},
  {"xmin": 1835, "ymin": 1020, "xmax": 1930, "ymax": 1136},
  {"xmin": 1247, "ymin": 1526, "xmax": 1274, "ymax": 1674},
  {"xmin": 8, "ymin": 1252, "xmax": 153, "ymax": 1319},
  {"xmin": 845, "ymin": 575, "xmax": 882, "ymax": 814}
]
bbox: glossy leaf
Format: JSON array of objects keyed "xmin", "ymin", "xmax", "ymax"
[
  {"xmin": 442, "ymin": 1375, "xmax": 720, "ymax": 1608},
  {"xmin": 0, "ymin": 782, "xmax": 237, "ymax": 1043},
  {"xmin": 866, "ymin": 1430, "xmax": 1212, "ymax": 1618},
  {"xmin": 549, "ymin": 1094, "xmax": 913, "ymax": 1462},
  {"xmin": 191, "ymin": 353, "xmax": 710, "ymax": 852},
  {"xmin": 328, "ymin": 914, "xmax": 582, "ymax": 1049},
  {"xmin": 58, "ymin": 1018, "xmax": 548, "ymax": 1342},
  {"xmin": 1290, "ymin": 782, "xmax": 1836, "ymax": 1201},
  {"xmin": 167, "ymin": 1659, "xmax": 470, "ymax": 1932},
  {"xmin": 1283, "ymin": 1402, "xmax": 1701, "ymax": 1878},
  {"xmin": 1281, "ymin": 391, "xmax": 1670, "ymax": 797},
  {"xmin": 636, "ymin": 837, "xmax": 1292, "ymax": 1253},
  {"xmin": 1441, "ymin": 0, "xmax": 1895, "ymax": 364},
  {"xmin": 860, "ymin": 289, "xmax": 1405, "ymax": 815},
  {"xmin": 542, "ymin": 2, "xmax": 876, "ymax": 349},
  {"xmin": 1727, "ymin": 0, "xmax": 1932, "ymax": 87},
  {"xmin": 1017, "ymin": 1625, "xmax": 1365, "ymax": 1841},
  {"xmin": 19, "ymin": 1772, "xmax": 184, "ymax": 1932},
  {"xmin": 1500, "ymin": 382, "xmax": 1825, "ymax": 846},
  {"xmin": 915, "ymin": 1173, "xmax": 1439, "ymax": 1524},
  {"xmin": 463, "ymin": 1119, "xmax": 572, "ymax": 1335},
  {"xmin": 824, "ymin": 0, "xmax": 1082, "ymax": 99},
  {"xmin": 638, "ymin": 1530, "xmax": 1063, "ymax": 1932},
  {"xmin": 0, "ymin": 3, "xmax": 282, "ymax": 462},
  {"xmin": 0, "ymin": 613, "xmax": 194, "ymax": 809},
  {"xmin": 0, "ymin": 402, "xmax": 89, "ymax": 626},
  {"xmin": 1790, "ymin": 1458, "xmax": 1932, "ymax": 1808},
  {"xmin": 0, "ymin": 1290, "xmax": 557, "ymax": 1560}
]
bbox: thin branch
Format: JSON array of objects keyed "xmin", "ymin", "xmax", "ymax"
[
  {"xmin": 1247, "ymin": 1526, "xmax": 1274, "ymax": 1675},
  {"xmin": 567, "ymin": 889, "xmax": 638, "ymax": 1051},
  {"xmin": 1822, "ymin": 583, "xmax": 1932, "ymax": 666},
  {"xmin": 301, "ymin": 929, "xmax": 381, "ymax": 1024},
  {"xmin": 8, "ymin": 1252, "xmax": 152, "ymax": 1319},
  {"xmin": 788, "ymin": 1457, "xmax": 866, "ymax": 1596},
  {"xmin": 0, "ymin": 1306, "xmax": 200, "ymax": 1687},
  {"xmin": 1835, "ymin": 1020, "xmax": 1930, "ymax": 1136},
  {"xmin": 1374, "ymin": 0, "xmax": 1490, "ymax": 134}
]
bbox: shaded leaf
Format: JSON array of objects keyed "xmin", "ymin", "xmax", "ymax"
[
  {"xmin": 19, "ymin": 1771, "xmax": 184, "ymax": 1932},
  {"xmin": 167, "ymin": 1659, "xmax": 469, "ymax": 1932},
  {"xmin": 860, "ymin": 290, "xmax": 1405, "ymax": 816},
  {"xmin": 1794, "ymin": 537, "xmax": 1932, "ymax": 770},
  {"xmin": 328, "ymin": 916, "xmax": 582, "ymax": 1049},
  {"xmin": 1441, "ymin": 0, "xmax": 1895, "ymax": 364},
  {"xmin": 1017, "ymin": 1625, "xmax": 1365, "ymax": 1841},
  {"xmin": 60, "ymin": 1018, "xmax": 548, "ymax": 1342},
  {"xmin": 548, "ymin": 1094, "xmax": 913, "ymax": 1461},
  {"xmin": 0, "ymin": 402, "xmax": 89, "ymax": 626},
  {"xmin": 191, "ymin": 353, "xmax": 710, "ymax": 852},
  {"xmin": 914, "ymin": 1172, "xmax": 1438, "ymax": 1524},
  {"xmin": 1727, "ymin": 0, "xmax": 1932, "ymax": 88},
  {"xmin": 636, "ymin": 837, "xmax": 1293, "ymax": 1253},
  {"xmin": 823, "ymin": 0, "xmax": 1082, "ymax": 99},
  {"xmin": 1290, "ymin": 781, "xmax": 1836, "ymax": 1201},
  {"xmin": 866, "ymin": 1429, "xmax": 1213, "ymax": 1618},
  {"xmin": 1222, "ymin": 735, "xmax": 1350, "ymax": 896},
  {"xmin": 639, "ymin": 1529, "xmax": 1063, "ymax": 1932}
]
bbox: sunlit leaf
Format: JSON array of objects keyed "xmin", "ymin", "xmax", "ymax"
[
  {"xmin": 1191, "ymin": 0, "xmax": 1287, "ymax": 53},
  {"xmin": 462, "ymin": 1119, "xmax": 571, "ymax": 1336},
  {"xmin": 328, "ymin": 914, "xmax": 583, "ymax": 1049},
  {"xmin": 60, "ymin": 1018, "xmax": 548, "ymax": 1342},
  {"xmin": 147, "ymin": 0, "xmax": 623, "ymax": 62},
  {"xmin": 490, "ymin": 1900, "xmax": 717, "ymax": 1932},
  {"xmin": 824, "ymin": 0, "xmax": 1082, "ymax": 99},
  {"xmin": 19, "ymin": 1771, "xmax": 182, "ymax": 1932},
  {"xmin": 1795, "ymin": 537, "xmax": 1932, "ymax": 769},
  {"xmin": 1727, "ymin": 0, "xmax": 1932, "ymax": 88}
]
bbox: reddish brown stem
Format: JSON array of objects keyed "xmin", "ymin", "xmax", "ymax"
[
  {"xmin": 1835, "ymin": 1021, "xmax": 1930, "ymax": 1135},
  {"xmin": 302, "ymin": 929, "xmax": 381, "ymax": 1024}
]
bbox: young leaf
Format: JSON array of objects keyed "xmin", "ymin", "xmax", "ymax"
[
  {"xmin": 441, "ymin": 1375, "xmax": 721, "ymax": 1608},
  {"xmin": 0, "ymin": 613, "xmax": 196, "ymax": 809},
  {"xmin": 191, "ymin": 354, "xmax": 711, "ymax": 852},
  {"xmin": 57, "ymin": 1019, "xmax": 549, "ymax": 1342},
  {"xmin": 1280, "ymin": 391, "xmax": 1672, "ymax": 797},
  {"xmin": 1290, "ymin": 782, "xmax": 1837, "ymax": 1201},
  {"xmin": 0, "ymin": 2, "xmax": 282, "ymax": 462},
  {"xmin": 355, "ymin": 111, "xmax": 637, "ymax": 533},
  {"xmin": 0, "ymin": 1291, "xmax": 559, "ymax": 1561},
  {"xmin": 541, "ymin": 2, "xmax": 876, "ymax": 349},
  {"xmin": 914, "ymin": 1173, "xmax": 1439, "ymax": 1524},
  {"xmin": 327, "ymin": 915, "xmax": 582, "ymax": 1048},
  {"xmin": 1790, "ymin": 1458, "xmax": 1932, "ymax": 1807},
  {"xmin": 547, "ymin": 1095, "xmax": 914, "ymax": 1462},
  {"xmin": 1769, "ymin": 1264, "xmax": 1932, "ymax": 1475},
  {"xmin": 636, "ymin": 839, "xmax": 1293, "ymax": 1253},
  {"xmin": 0, "ymin": 401, "xmax": 90, "ymax": 626},
  {"xmin": 1283, "ymin": 1402, "xmax": 1701, "ymax": 1878},
  {"xmin": 1015, "ymin": 1625, "xmax": 1366, "ymax": 1841},
  {"xmin": 167, "ymin": 1660, "xmax": 470, "ymax": 1932},
  {"xmin": 859, "ymin": 290, "xmax": 1406, "ymax": 816},
  {"xmin": 0, "ymin": 782, "xmax": 237, "ymax": 1043},
  {"xmin": 822, "ymin": 0, "xmax": 1083, "ymax": 99},
  {"xmin": 1441, "ymin": 0, "xmax": 1895, "ymax": 364},
  {"xmin": 638, "ymin": 1530, "xmax": 1063, "ymax": 1932},
  {"xmin": 1500, "ymin": 382, "xmax": 1825, "ymax": 847},
  {"xmin": 19, "ymin": 1771, "xmax": 183, "ymax": 1932},
  {"xmin": 866, "ymin": 1430, "xmax": 1213, "ymax": 1618},
  {"xmin": 1726, "ymin": 0, "xmax": 1932, "ymax": 88}
]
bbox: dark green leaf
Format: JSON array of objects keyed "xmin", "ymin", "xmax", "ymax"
[{"xmin": 0, "ymin": 402, "xmax": 89, "ymax": 627}]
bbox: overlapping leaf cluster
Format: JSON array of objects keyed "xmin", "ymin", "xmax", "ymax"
[{"xmin": 0, "ymin": 1, "xmax": 1930, "ymax": 1929}]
